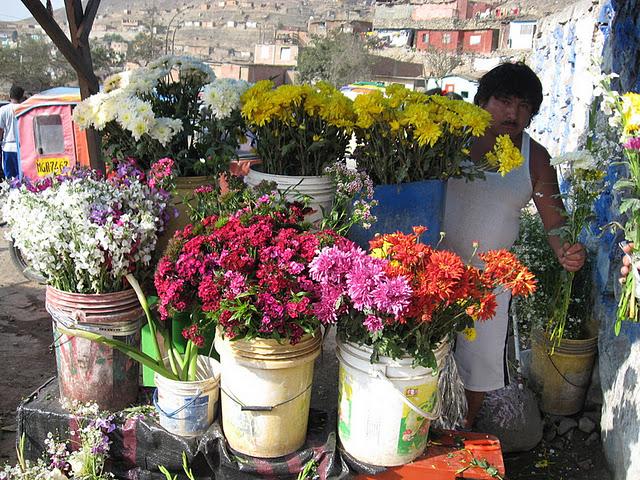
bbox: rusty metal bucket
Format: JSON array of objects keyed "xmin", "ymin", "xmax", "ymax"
[{"xmin": 45, "ymin": 286, "xmax": 142, "ymax": 411}]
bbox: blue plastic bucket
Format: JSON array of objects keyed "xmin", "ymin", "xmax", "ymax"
[{"xmin": 349, "ymin": 179, "xmax": 447, "ymax": 248}]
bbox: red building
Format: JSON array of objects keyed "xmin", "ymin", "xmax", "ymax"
[
  {"xmin": 461, "ymin": 29, "xmax": 499, "ymax": 53},
  {"xmin": 415, "ymin": 28, "xmax": 498, "ymax": 53}
]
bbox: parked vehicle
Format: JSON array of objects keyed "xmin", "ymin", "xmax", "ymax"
[
  {"xmin": 8, "ymin": 87, "xmax": 90, "ymax": 282},
  {"xmin": 15, "ymin": 87, "xmax": 90, "ymax": 179}
]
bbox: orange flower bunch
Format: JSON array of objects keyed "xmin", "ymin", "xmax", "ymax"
[{"xmin": 365, "ymin": 227, "xmax": 536, "ymax": 366}]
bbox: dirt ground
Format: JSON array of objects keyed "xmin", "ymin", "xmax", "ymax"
[{"xmin": 0, "ymin": 227, "xmax": 612, "ymax": 479}]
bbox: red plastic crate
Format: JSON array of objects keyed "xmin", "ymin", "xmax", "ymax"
[{"xmin": 355, "ymin": 430, "xmax": 505, "ymax": 480}]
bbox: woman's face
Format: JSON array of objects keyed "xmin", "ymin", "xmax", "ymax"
[{"xmin": 482, "ymin": 94, "xmax": 534, "ymax": 138}]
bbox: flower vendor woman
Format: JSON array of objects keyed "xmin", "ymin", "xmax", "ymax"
[{"xmin": 441, "ymin": 62, "xmax": 587, "ymax": 428}]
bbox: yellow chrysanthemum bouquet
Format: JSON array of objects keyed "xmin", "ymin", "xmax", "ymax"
[
  {"xmin": 240, "ymin": 80, "xmax": 356, "ymax": 176},
  {"xmin": 351, "ymin": 84, "xmax": 524, "ymax": 184}
]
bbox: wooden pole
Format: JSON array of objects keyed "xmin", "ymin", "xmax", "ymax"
[{"xmin": 21, "ymin": 0, "xmax": 104, "ymax": 173}]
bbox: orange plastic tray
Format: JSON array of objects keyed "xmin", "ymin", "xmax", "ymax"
[{"xmin": 355, "ymin": 430, "xmax": 505, "ymax": 480}]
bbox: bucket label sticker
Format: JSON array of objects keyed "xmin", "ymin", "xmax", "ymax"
[
  {"xmin": 338, "ymin": 366, "xmax": 352, "ymax": 440},
  {"xmin": 396, "ymin": 384, "xmax": 437, "ymax": 455}
]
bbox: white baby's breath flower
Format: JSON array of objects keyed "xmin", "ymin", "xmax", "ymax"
[{"xmin": 550, "ymin": 150, "xmax": 597, "ymax": 170}]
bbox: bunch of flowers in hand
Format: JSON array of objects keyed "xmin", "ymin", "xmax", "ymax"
[
  {"xmin": 310, "ymin": 228, "xmax": 536, "ymax": 368},
  {"xmin": 241, "ymin": 80, "xmax": 356, "ymax": 176},
  {"xmin": 586, "ymin": 72, "xmax": 640, "ymax": 331},
  {"xmin": 73, "ymin": 55, "xmax": 250, "ymax": 176},
  {"xmin": 1, "ymin": 159, "xmax": 175, "ymax": 293},
  {"xmin": 351, "ymin": 84, "xmax": 524, "ymax": 185},
  {"xmin": 545, "ymin": 149, "xmax": 604, "ymax": 347},
  {"xmin": 1, "ymin": 401, "xmax": 115, "ymax": 480},
  {"xmin": 155, "ymin": 195, "xmax": 346, "ymax": 348},
  {"xmin": 613, "ymin": 91, "xmax": 640, "ymax": 329}
]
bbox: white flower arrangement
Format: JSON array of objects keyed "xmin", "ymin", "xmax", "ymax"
[
  {"xmin": 202, "ymin": 78, "xmax": 250, "ymax": 119},
  {"xmin": 1, "ymin": 402, "xmax": 115, "ymax": 480},
  {"xmin": 73, "ymin": 55, "xmax": 247, "ymax": 176},
  {"xmin": 1, "ymin": 165, "xmax": 172, "ymax": 294}
]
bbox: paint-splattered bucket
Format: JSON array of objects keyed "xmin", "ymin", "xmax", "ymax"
[
  {"xmin": 336, "ymin": 340, "xmax": 448, "ymax": 466},
  {"xmin": 45, "ymin": 286, "xmax": 142, "ymax": 411}
]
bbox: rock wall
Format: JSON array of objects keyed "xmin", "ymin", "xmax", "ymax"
[
  {"xmin": 597, "ymin": 1, "xmax": 640, "ymax": 479},
  {"xmin": 524, "ymin": 1, "xmax": 640, "ymax": 478},
  {"xmin": 528, "ymin": 0, "xmax": 606, "ymax": 157}
]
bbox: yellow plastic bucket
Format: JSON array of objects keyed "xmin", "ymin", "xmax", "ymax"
[
  {"xmin": 336, "ymin": 340, "xmax": 449, "ymax": 466},
  {"xmin": 215, "ymin": 331, "xmax": 322, "ymax": 458},
  {"xmin": 531, "ymin": 332, "xmax": 597, "ymax": 415}
]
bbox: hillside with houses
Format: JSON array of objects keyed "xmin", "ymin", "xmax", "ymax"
[{"xmin": 0, "ymin": 0, "xmax": 571, "ymax": 96}]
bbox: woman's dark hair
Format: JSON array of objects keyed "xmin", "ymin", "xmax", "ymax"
[{"xmin": 474, "ymin": 62, "xmax": 543, "ymax": 117}]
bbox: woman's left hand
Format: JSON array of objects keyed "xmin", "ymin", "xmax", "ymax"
[{"xmin": 557, "ymin": 242, "xmax": 586, "ymax": 272}]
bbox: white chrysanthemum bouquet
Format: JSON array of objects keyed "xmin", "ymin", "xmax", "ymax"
[
  {"xmin": 1, "ymin": 160, "xmax": 175, "ymax": 293},
  {"xmin": 73, "ymin": 55, "xmax": 250, "ymax": 177}
]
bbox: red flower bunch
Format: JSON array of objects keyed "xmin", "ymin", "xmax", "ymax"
[
  {"xmin": 155, "ymin": 197, "xmax": 343, "ymax": 344},
  {"xmin": 358, "ymin": 227, "xmax": 536, "ymax": 367}
]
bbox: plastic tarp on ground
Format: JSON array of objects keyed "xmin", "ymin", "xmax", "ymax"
[{"xmin": 16, "ymin": 378, "xmax": 385, "ymax": 480}]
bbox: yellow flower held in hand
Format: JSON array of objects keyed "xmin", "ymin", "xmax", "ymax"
[{"xmin": 485, "ymin": 135, "xmax": 525, "ymax": 176}]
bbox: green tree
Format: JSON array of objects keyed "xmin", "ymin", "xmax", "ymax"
[
  {"xmin": 421, "ymin": 46, "xmax": 464, "ymax": 88},
  {"xmin": 0, "ymin": 35, "xmax": 74, "ymax": 93},
  {"xmin": 91, "ymin": 43, "xmax": 126, "ymax": 80},
  {"xmin": 297, "ymin": 32, "xmax": 371, "ymax": 87},
  {"xmin": 128, "ymin": 32, "xmax": 164, "ymax": 66}
]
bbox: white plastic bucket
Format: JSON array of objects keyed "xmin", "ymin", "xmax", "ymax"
[
  {"xmin": 244, "ymin": 168, "xmax": 336, "ymax": 223},
  {"xmin": 215, "ymin": 331, "xmax": 322, "ymax": 458},
  {"xmin": 154, "ymin": 355, "xmax": 221, "ymax": 437},
  {"xmin": 336, "ymin": 340, "xmax": 449, "ymax": 466}
]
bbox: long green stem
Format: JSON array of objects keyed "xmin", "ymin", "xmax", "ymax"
[
  {"xmin": 188, "ymin": 342, "xmax": 199, "ymax": 381},
  {"xmin": 125, "ymin": 274, "xmax": 163, "ymax": 366}
]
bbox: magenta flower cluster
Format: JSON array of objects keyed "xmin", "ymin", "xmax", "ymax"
[
  {"xmin": 308, "ymin": 244, "xmax": 412, "ymax": 332},
  {"xmin": 155, "ymin": 201, "xmax": 345, "ymax": 344}
]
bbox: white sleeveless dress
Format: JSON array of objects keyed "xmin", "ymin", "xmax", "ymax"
[{"xmin": 441, "ymin": 133, "xmax": 533, "ymax": 392}]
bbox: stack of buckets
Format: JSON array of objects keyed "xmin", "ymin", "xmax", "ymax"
[
  {"xmin": 147, "ymin": 328, "xmax": 449, "ymax": 466},
  {"xmin": 47, "ymin": 284, "xmax": 449, "ymax": 465}
]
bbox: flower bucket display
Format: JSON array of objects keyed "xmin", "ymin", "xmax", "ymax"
[
  {"xmin": 215, "ymin": 332, "xmax": 321, "ymax": 457},
  {"xmin": 240, "ymin": 80, "xmax": 354, "ymax": 224},
  {"xmin": 45, "ymin": 286, "xmax": 142, "ymax": 411},
  {"xmin": 244, "ymin": 168, "xmax": 336, "ymax": 223},
  {"xmin": 154, "ymin": 355, "xmax": 221, "ymax": 437},
  {"xmin": 348, "ymin": 84, "xmax": 524, "ymax": 247},
  {"xmin": 336, "ymin": 340, "xmax": 449, "ymax": 466},
  {"xmin": 348, "ymin": 179, "xmax": 447, "ymax": 248},
  {"xmin": 530, "ymin": 332, "xmax": 597, "ymax": 416},
  {"xmin": 154, "ymin": 199, "xmax": 344, "ymax": 447}
]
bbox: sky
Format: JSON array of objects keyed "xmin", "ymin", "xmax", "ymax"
[{"xmin": 1, "ymin": 0, "xmax": 66, "ymax": 22}]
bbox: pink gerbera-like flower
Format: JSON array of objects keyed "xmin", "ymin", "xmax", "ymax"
[
  {"xmin": 624, "ymin": 137, "xmax": 640, "ymax": 151},
  {"xmin": 363, "ymin": 314, "xmax": 384, "ymax": 332}
]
